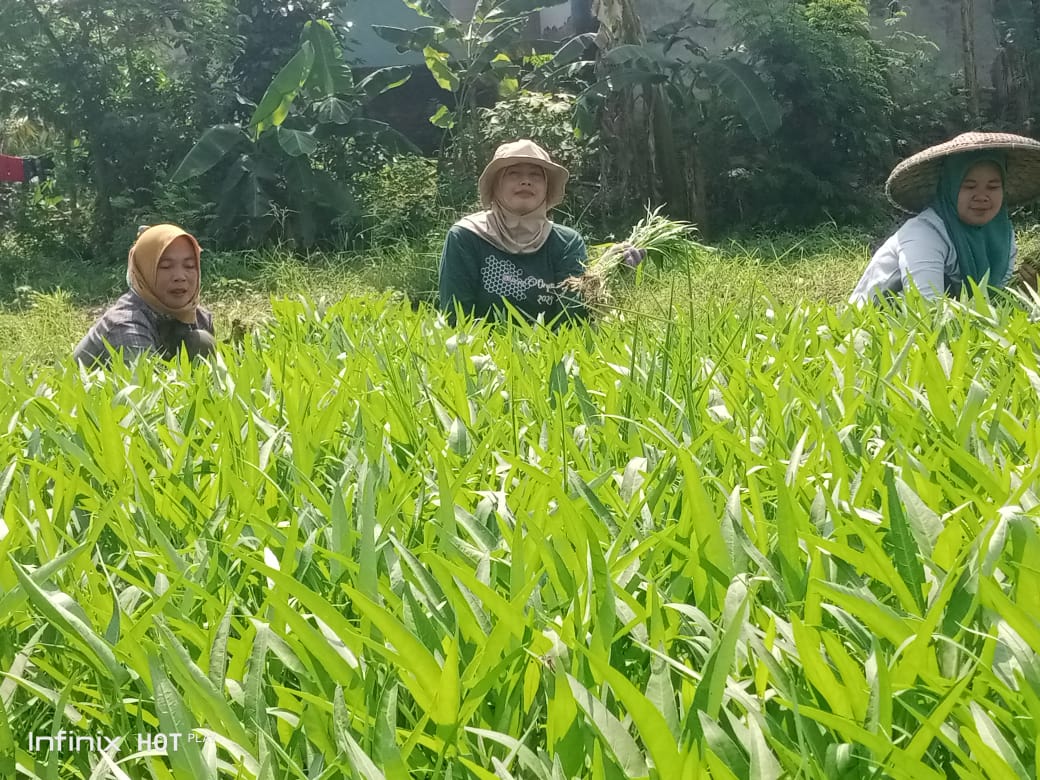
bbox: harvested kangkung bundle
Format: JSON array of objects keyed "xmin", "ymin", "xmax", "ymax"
[{"xmin": 561, "ymin": 206, "xmax": 707, "ymax": 315}]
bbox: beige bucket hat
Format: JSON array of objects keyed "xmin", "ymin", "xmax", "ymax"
[
  {"xmin": 886, "ymin": 131, "xmax": 1040, "ymax": 212},
  {"xmin": 478, "ymin": 139, "xmax": 570, "ymax": 209}
]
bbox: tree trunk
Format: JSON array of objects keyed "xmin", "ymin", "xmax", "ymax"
[
  {"xmin": 592, "ymin": 0, "xmax": 698, "ymax": 227},
  {"xmin": 88, "ymin": 133, "xmax": 115, "ymax": 243},
  {"xmin": 649, "ymin": 88, "xmax": 694, "ymax": 223},
  {"xmin": 961, "ymin": 0, "xmax": 980, "ymax": 120}
]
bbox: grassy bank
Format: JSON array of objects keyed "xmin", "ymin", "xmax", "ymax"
[{"xmin": 0, "ymin": 227, "xmax": 873, "ymax": 362}]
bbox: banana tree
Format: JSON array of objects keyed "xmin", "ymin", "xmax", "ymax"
[{"xmin": 172, "ymin": 20, "xmax": 417, "ymax": 247}]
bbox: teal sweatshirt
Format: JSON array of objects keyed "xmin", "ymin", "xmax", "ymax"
[{"xmin": 438, "ymin": 223, "xmax": 588, "ymax": 325}]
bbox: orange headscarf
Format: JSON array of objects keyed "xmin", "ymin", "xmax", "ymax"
[{"xmin": 127, "ymin": 224, "xmax": 201, "ymax": 324}]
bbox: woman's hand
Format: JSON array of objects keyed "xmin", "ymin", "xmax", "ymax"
[{"xmin": 618, "ymin": 242, "xmax": 647, "ymax": 267}]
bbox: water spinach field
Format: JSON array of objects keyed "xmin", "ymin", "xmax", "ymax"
[{"xmin": 1, "ymin": 291, "xmax": 1039, "ymax": 779}]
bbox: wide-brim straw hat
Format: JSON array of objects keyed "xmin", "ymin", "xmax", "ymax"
[
  {"xmin": 886, "ymin": 131, "xmax": 1040, "ymax": 212},
  {"xmin": 478, "ymin": 139, "xmax": 569, "ymax": 209}
]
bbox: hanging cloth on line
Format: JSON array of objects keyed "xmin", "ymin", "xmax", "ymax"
[
  {"xmin": 0, "ymin": 154, "xmax": 53, "ymax": 183},
  {"xmin": 0, "ymin": 154, "xmax": 26, "ymax": 183}
]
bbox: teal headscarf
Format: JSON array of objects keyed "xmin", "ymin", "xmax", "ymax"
[{"xmin": 931, "ymin": 150, "xmax": 1013, "ymax": 292}]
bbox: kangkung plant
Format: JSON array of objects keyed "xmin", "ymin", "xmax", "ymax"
[{"xmin": 1, "ymin": 283, "xmax": 1039, "ymax": 777}]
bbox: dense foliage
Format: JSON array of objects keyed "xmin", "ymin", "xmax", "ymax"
[{"xmin": 1, "ymin": 0, "xmax": 1038, "ymax": 249}]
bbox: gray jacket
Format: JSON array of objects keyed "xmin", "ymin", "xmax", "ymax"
[
  {"xmin": 850, "ymin": 207, "xmax": 1016, "ymax": 304},
  {"xmin": 73, "ymin": 290, "xmax": 215, "ymax": 367}
]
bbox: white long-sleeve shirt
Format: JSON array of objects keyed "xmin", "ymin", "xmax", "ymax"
[{"xmin": 850, "ymin": 207, "xmax": 1015, "ymax": 304}]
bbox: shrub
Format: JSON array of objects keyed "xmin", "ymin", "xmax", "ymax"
[
  {"xmin": 357, "ymin": 155, "xmax": 445, "ymax": 246},
  {"xmin": 706, "ymin": 0, "xmax": 960, "ymax": 230}
]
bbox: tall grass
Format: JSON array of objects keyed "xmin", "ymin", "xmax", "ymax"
[
  {"xmin": 1, "ymin": 285, "xmax": 1038, "ymax": 778},
  {"xmin": 3, "ymin": 228, "xmax": 873, "ymax": 363}
]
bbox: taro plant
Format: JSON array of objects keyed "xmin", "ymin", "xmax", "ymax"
[{"xmin": 171, "ymin": 20, "xmax": 417, "ymax": 247}]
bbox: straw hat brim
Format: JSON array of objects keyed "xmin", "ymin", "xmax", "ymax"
[
  {"xmin": 886, "ymin": 132, "xmax": 1040, "ymax": 212},
  {"xmin": 478, "ymin": 156, "xmax": 569, "ymax": 210}
]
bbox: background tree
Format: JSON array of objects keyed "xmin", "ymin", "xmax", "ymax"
[
  {"xmin": 961, "ymin": 0, "xmax": 981, "ymax": 120},
  {"xmin": 0, "ymin": 0, "xmax": 236, "ymax": 249}
]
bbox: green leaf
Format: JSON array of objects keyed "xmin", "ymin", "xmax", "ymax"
[
  {"xmin": 149, "ymin": 656, "xmax": 215, "ymax": 779},
  {"xmin": 302, "ymin": 20, "xmax": 353, "ymax": 97},
  {"xmin": 372, "ymin": 25, "xmax": 443, "ymax": 53},
  {"xmin": 423, "ymin": 46, "xmax": 459, "ymax": 91},
  {"xmin": 691, "ymin": 594, "xmax": 748, "ymax": 722},
  {"xmin": 170, "ymin": 125, "xmax": 248, "ymax": 182},
  {"xmin": 583, "ymin": 651, "xmax": 683, "ymax": 776},
  {"xmin": 429, "ymin": 104, "xmax": 456, "ymax": 128},
  {"xmin": 357, "ymin": 66, "xmax": 414, "ymax": 97},
  {"xmin": 566, "ymin": 674, "xmax": 650, "ymax": 777},
  {"xmin": 315, "ymin": 96, "xmax": 355, "ymax": 124},
  {"xmin": 486, "ymin": 0, "xmax": 555, "ymax": 19},
  {"xmin": 815, "ymin": 580, "xmax": 916, "ymax": 647},
  {"xmin": 884, "ymin": 468, "xmax": 927, "ymax": 614},
  {"xmin": 747, "ymin": 718, "xmax": 782, "ymax": 780},
  {"xmin": 340, "ymin": 584, "xmax": 448, "ymax": 722},
  {"xmin": 967, "ymin": 702, "xmax": 1030, "ymax": 779},
  {"xmin": 0, "ymin": 695, "xmax": 14, "ymax": 778},
  {"xmin": 0, "ymin": 543, "xmax": 89, "ymax": 622},
  {"xmin": 208, "ymin": 601, "xmax": 234, "ymax": 689},
  {"xmin": 374, "ymin": 683, "xmax": 409, "ymax": 780},
  {"xmin": 251, "ymin": 41, "xmax": 316, "ymax": 135},
  {"xmin": 701, "ymin": 58, "xmax": 783, "ymax": 140},
  {"xmin": 155, "ymin": 622, "xmax": 254, "ymax": 755},
  {"xmin": 403, "ymin": 0, "xmax": 457, "ymax": 24},
  {"xmin": 791, "ymin": 615, "xmax": 854, "ymax": 719},
  {"xmin": 245, "ymin": 621, "xmax": 271, "ymax": 734},
  {"xmin": 10, "ymin": 557, "xmax": 129, "ymax": 688},
  {"xmin": 894, "ymin": 477, "xmax": 943, "ymax": 560},
  {"xmin": 275, "ymin": 127, "xmax": 318, "ymax": 157},
  {"xmin": 334, "ymin": 686, "xmax": 387, "ymax": 779}
]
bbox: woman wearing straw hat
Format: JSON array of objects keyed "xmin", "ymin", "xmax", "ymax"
[
  {"xmin": 850, "ymin": 132, "xmax": 1040, "ymax": 304},
  {"xmin": 438, "ymin": 139, "xmax": 590, "ymax": 326},
  {"xmin": 74, "ymin": 224, "xmax": 216, "ymax": 367}
]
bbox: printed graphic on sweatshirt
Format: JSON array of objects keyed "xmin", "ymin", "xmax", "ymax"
[{"xmin": 482, "ymin": 254, "xmax": 559, "ymax": 303}]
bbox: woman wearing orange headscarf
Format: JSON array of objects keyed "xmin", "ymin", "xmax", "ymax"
[{"xmin": 73, "ymin": 224, "xmax": 215, "ymax": 366}]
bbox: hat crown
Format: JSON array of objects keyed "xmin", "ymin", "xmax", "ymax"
[{"xmin": 491, "ymin": 139, "xmax": 554, "ymax": 165}]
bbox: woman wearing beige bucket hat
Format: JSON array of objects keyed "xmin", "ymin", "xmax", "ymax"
[
  {"xmin": 850, "ymin": 131, "xmax": 1040, "ymax": 304},
  {"xmin": 74, "ymin": 224, "xmax": 216, "ymax": 367},
  {"xmin": 438, "ymin": 139, "xmax": 590, "ymax": 325}
]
